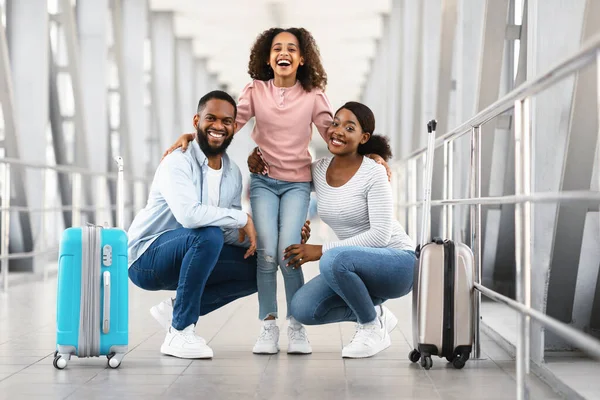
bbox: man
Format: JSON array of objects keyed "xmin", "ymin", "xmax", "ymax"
[{"xmin": 127, "ymin": 90, "xmax": 258, "ymax": 359}]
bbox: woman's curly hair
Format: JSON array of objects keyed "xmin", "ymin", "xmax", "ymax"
[
  {"xmin": 337, "ymin": 102, "xmax": 393, "ymax": 161},
  {"xmin": 248, "ymin": 27, "xmax": 327, "ymax": 92}
]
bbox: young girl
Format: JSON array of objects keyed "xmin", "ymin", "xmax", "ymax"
[{"xmin": 165, "ymin": 27, "xmax": 332, "ymax": 355}]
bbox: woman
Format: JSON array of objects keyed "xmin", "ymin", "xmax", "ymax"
[{"xmin": 270, "ymin": 101, "xmax": 416, "ymax": 359}]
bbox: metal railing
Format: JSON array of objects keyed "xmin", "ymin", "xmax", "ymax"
[
  {"xmin": 394, "ymin": 32, "xmax": 600, "ymax": 399},
  {"xmin": 0, "ymin": 157, "xmax": 150, "ymax": 292}
]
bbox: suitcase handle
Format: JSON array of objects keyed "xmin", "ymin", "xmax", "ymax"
[
  {"xmin": 114, "ymin": 156, "xmax": 124, "ymax": 230},
  {"xmin": 419, "ymin": 119, "xmax": 438, "ymax": 247},
  {"xmin": 102, "ymin": 271, "xmax": 111, "ymax": 334}
]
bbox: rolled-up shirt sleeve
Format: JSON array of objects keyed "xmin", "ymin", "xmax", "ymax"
[
  {"xmin": 222, "ymin": 172, "xmax": 250, "ymax": 247},
  {"xmin": 157, "ymin": 155, "xmax": 248, "ymax": 229}
]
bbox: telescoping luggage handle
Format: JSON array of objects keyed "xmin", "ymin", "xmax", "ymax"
[
  {"xmin": 101, "ymin": 156, "xmax": 124, "ymax": 334},
  {"xmin": 115, "ymin": 156, "xmax": 124, "ymax": 230},
  {"xmin": 419, "ymin": 120, "xmax": 437, "ymax": 248}
]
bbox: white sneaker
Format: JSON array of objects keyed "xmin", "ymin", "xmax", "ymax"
[
  {"xmin": 379, "ymin": 305, "xmax": 398, "ymax": 334},
  {"xmin": 150, "ymin": 297, "xmax": 174, "ymax": 331},
  {"xmin": 252, "ymin": 322, "xmax": 280, "ymax": 354},
  {"xmin": 287, "ymin": 323, "xmax": 312, "ymax": 354},
  {"xmin": 342, "ymin": 318, "xmax": 391, "ymax": 359},
  {"xmin": 160, "ymin": 324, "xmax": 213, "ymax": 359}
]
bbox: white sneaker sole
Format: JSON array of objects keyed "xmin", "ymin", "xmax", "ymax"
[
  {"xmin": 150, "ymin": 306, "xmax": 172, "ymax": 331},
  {"xmin": 160, "ymin": 343, "xmax": 213, "ymax": 359},
  {"xmin": 341, "ymin": 333, "xmax": 392, "ymax": 359},
  {"xmin": 252, "ymin": 344, "xmax": 280, "ymax": 355},
  {"xmin": 287, "ymin": 344, "xmax": 312, "ymax": 354}
]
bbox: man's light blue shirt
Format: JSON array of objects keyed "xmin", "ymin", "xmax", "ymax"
[{"xmin": 127, "ymin": 141, "xmax": 248, "ymax": 266}]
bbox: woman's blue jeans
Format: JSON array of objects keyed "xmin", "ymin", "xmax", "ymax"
[
  {"xmin": 250, "ymin": 173, "xmax": 311, "ymax": 320},
  {"xmin": 290, "ymin": 246, "xmax": 416, "ymax": 324}
]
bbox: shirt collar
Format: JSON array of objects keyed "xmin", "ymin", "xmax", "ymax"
[{"xmin": 189, "ymin": 140, "xmax": 229, "ymax": 174}]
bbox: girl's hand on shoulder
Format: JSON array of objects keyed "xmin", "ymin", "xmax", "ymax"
[
  {"xmin": 161, "ymin": 133, "xmax": 195, "ymax": 161},
  {"xmin": 283, "ymin": 244, "xmax": 322, "ymax": 269},
  {"xmin": 366, "ymin": 154, "xmax": 392, "ymax": 182}
]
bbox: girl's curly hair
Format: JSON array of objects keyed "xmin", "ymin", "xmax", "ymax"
[{"xmin": 248, "ymin": 27, "xmax": 327, "ymax": 92}]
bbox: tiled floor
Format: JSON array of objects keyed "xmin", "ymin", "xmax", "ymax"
[{"xmin": 0, "ymin": 244, "xmax": 564, "ymax": 399}]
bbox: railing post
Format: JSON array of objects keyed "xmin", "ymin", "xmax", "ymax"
[
  {"xmin": 470, "ymin": 126, "xmax": 482, "ymax": 360},
  {"xmin": 41, "ymin": 168, "xmax": 48, "ymax": 281},
  {"xmin": 597, "ymin": 49, "xmax": 600, "ymax": 236},
  {"xmin": 514, "ymin": 98, "xmax": 532, "ymax": 400},
  {"xmin": 72, "ymin": 172, "xmax": 82, "ymax": 227},
  {"xmin": 1, "ymin": 163, "xmax": 10, "ymax": 293}
]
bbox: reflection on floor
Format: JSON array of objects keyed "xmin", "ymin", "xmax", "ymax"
[{"xmin": 0, "ymin": 227, "xmax": 563, "ymax": 399}]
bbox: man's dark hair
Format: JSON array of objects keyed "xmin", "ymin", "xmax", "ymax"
[{"xmin": 197, "ymin": 90, "xmax": 237, "ymax": 117}]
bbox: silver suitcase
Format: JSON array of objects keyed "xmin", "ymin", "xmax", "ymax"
[{"xmin": 409, "ymin": 120, "xmax": 475, "ymax": 370}]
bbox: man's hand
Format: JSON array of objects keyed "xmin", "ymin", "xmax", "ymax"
[
  {"xmin": 247, "ymin": 147, "xmax": 268, "ymax": 175},
  {"xmin": 238, "ymin": 214, "xmax": 257, "ymax": 259},
  {"xmin": 366, "ymin": 154, "xmax": 392, "ymax": 182},
  {"xmin": 161, "ymin": 133, "xmax": 195, "ymax": 161},
  {"xmin": 283, "ymin": 244, "xmax": 322, "ymax": 269},
  {"xmin": 300, "ymin": 220, "xmax": 311, "ymax": 244}
]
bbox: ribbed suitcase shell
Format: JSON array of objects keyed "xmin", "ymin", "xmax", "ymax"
[
  {"xmin": 412, "ymin": 240, "xmax": 474, "ymax": 363},
  {"xmin": 56, "ymin": 227, "xmax": 128, "ymax": 355}
]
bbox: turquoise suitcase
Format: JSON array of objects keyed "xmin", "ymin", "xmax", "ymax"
[{"xmin": 53, "ymin": 157, "xmax": 129, "ymax": 369}]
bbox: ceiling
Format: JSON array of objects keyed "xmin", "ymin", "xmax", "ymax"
[{"xmin": 149, "ymin": 0, "xmax": 392, "ymax": 110}]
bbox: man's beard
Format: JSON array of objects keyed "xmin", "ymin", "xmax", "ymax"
[{"xmin": 196, "ymin": 127, "xmax": 234, "ymax": 156}]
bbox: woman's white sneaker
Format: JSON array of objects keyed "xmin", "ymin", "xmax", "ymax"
[
  {"xmin": 160, "ymin": 324, "xmax": 213, "ymax": 359},
  {"xmin": 342, "ymin": 318, "xmax": 391, "ymax": 359},
  {"xmin": 287, "ymin": 324, "xmax": 312, "ymax": 354},
  {"xmin": 252, "ymin": 321, "xmax": 280, "ymax": 354}
]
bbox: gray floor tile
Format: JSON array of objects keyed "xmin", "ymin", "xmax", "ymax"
[
  {"xmin": 88, "ymin": 371, "xmax": 180, "ymax": 385},
  {"xmin": 0, "ymin": 228, "xmax": 562, "ymax": 399}
]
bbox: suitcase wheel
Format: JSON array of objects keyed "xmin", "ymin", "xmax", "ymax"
[
  {"xmin": 420, "ymin": 355, "xmax": 432, "ymax": 370},
  {"xmin": 53, "ymin": 355, "xmax": 68, "ymax": 370},
  {"xmin": 107, "ymin": 352, "xmax": 124, "ymax": 369},
  {"xmin": 451, "ymin": 355, "xmax": 466, "ymax": 369},
  {"xmin": 408, "ymin": 349, "xmax": 421, "ymax": 363}
]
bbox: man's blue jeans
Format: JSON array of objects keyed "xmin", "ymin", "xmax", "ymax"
[
  {"xmin": 290, "ymin": 246, "xmax": 416, "ymax": 325},
  {"xmin": 128, "ymin": 227, "xmax": 257, "ymax": 330},
  {"xmin": 250, "ymin": 173, "xmax": 311, "ymax": 320}
]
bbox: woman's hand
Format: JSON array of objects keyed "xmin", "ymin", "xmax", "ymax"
[
  {"xmin": 247, "ymin": 147, "xmax": 268, "ymax": 175},
  {"xmin": 366, "ymin": 154, "xmax": 392, "ymax": 182},
  {"xmin": 161, "ymin": 133, "xmax": 195, "ymax": 161},
  {"xmin": 283, "ymin": 244, "xmax": 322, "ymax": 269}
]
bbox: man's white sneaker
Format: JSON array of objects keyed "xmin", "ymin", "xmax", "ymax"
[
  {"xmin": 252, "ymin": 322, "xmax": 280, "ymax": 354},
  {"xmin": 160, "ymin": 324, "xmax": 213, "ymax": 359},
  {"xmin": 150, "ymin": 297, "xmax": 174, "ymax": 331},
  {"xmin": 287, "ymin": 324, "xmax": 312, "ymax": 354},
  {"xmin": 342, "ymin": 318, "xmax": 391, "ymax": 359},
  {"xmin": 379, "ymin": 305, "xmax": 398, "ymax": 334}
]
